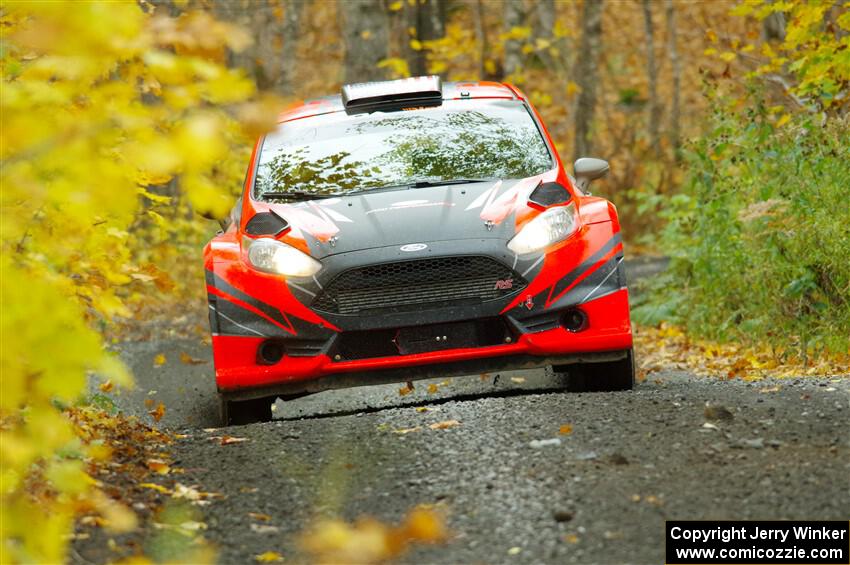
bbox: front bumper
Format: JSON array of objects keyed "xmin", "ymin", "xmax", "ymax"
[{"xmin": 214, "ymin": 287, "xmax": 632, "ymax": 399}]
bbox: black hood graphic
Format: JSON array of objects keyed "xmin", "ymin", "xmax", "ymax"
[{"xmin": 268, "ymin": 179, "xmax": 538, "ymax": 258}]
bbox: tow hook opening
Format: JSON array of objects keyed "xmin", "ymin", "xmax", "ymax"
[
  {"xmin": 258, "ymin": 340, "xmax": 286, "ymax": 365},
  {"xmin": 561, "ymin": 308, "xmax": 588, "ymax": 333}
]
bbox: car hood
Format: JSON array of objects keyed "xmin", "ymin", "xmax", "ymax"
[{"xmin": 266, "ymin": 177, "xmax": 546, "ymax": 259}]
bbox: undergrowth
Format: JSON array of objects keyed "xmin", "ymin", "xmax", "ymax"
[{"xmin": 634, "ymin": 91, "xmax": 850, "ymax": 361}]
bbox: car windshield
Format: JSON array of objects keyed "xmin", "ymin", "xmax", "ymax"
[{"xmin": 253, "ymin": 99, "xmax": 553, "ymax": 199}]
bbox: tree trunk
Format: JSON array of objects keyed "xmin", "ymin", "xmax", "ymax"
[
  {"xmin": 664, "ymin": 0, "xmax": 682, "ymax": 159},
  {"xmin": 404, "ymin": 0, "xmax": 446, "ymax": 76},
  {"xmin": 762, "ymin": 11, "xmax": 786, "ymax": 42},
  {"xmin": 642, "ymin": 0, "xmax": 661, "ymax": 157},
  {"xmin": 502, "ymin": 0, "xmax": 524, "ymax": 78},
  {"xmin": 278, "ymin": 0, "xmax": 304, "ymax": 95},
  {"xmin": 533, "ymin": 0, "xmax": 557, "ymax": 71},
  {"xmin": 474, "ymin": 0, "xmax": 490, "ymax": 79},
  {"xmin": 573, "ymin": 0, "xmax": 604, "ymax": 162},
  {"xmin": 339, "ymin": 0, "xmax": 390, "ymax": 83}
]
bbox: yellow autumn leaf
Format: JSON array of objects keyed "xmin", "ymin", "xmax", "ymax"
[
  {"xmin": 254, "ymin": 551, "xmax": 284, "ymax": 562},
  {"xmin": 429, "ymin": 420, "xmax": 460, "ymax": 430}
]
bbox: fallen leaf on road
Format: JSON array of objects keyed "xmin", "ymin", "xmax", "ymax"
[
  {"xmin": 217, "ymin": 435, "xmax": 249, "ymax": 445},
  {"xmin": 427, "ymin": 383, "xmax": 439, "ymax": 394},
  {"xmin": 153, "ymin": 353, "xmax": 166, "ymax": 366},
  {"xmin": 759, "ymin": 385, "xmax": 781, "ymax": 393},
  {"xmin": 144, "ymin": 398, "xmax": 155, "ymax": 409},
  {"xmin": 558, "ymin": 424, "xmax": 573, "ymax": 435},
  {"xmin": 530, "ymin": 438, "xmax": 561, "ymax": 448},
  {"xmin": 398, "ymin": 382, "xmax": 414, "ymax": 396},
  {"xmin": 146, "ymin": 459, "xmax": 170, "ymax": 475},
  {"xmin": 249, "ymin": 512, "xmax": 272, "ymax": 522},
  {"xmin": 251, "ymin": 524, "xmax": 281, "ymax": 534},
  {"xmin": 180, "ymin": 351, "xmax": 207, "ymax": 365},
  {"xmin": 254, "ymin": 551, "xmax": 284, "ymax": 562},
  {"xmin": 393, "ymin": 426, "xmax": 422, "ymax": 434},
  {"xmin": 508, "ymin": 546, "xmax": 521, "ymax": 555},
  {"xmin": 429, "ymin": 420, "xmax": 460, "ymax": 430},
  {"xmin": 630, "ymin": 494, "xmax": 641, "ymax": 503},
  {"xmin": 510, "ymin": 377, "xmax": 525, "ymax": 384},
  {"xmin": 139, "ymin": 483, "xmax": 170, "ymax": 494},
  {"xmin": 148, "ymin": 402, "xmax": 165, "ymax": 422},
  {"xmin": 99, "ymin": 380, "xmax": 114, "ymax": 393},
  {"xmin": 702, "ymin": 422, "xmax": 719, "ymax": 430},
  {"xmin": 564, "ymin": 534, "xmax": 579, "ymax": 544},
  {"xmin": 415, "ymin": 406, "xmax": 437, "ymax": 413},
  {"xmin": 479, "ymin": 373, "xmax": 490, "ymax": 381}
]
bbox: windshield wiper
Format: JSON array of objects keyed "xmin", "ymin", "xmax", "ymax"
[
  {"xmin": 260, "ymin": 191, "xmax": 338, "ymax": 202},
  {"xmin": 368, "ymin": 178, "xmax": 498, "ymax": 192}
]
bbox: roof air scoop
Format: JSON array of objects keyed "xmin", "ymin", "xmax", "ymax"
[{"xmin": 341, "ymin": 76, "xmax": 443, "ymax": 114}]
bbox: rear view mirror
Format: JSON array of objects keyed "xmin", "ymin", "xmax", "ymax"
[{"xmin": 573, "ymin": 157, "xmax": 610, "ymax": 192}]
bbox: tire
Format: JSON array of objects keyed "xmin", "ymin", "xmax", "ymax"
[
  {"xmin": 219, "ymin": 394, "xmax": 275, "ymax": 426},
  {"xmin": 553, "ymin": 349, "xmax": 635, "ymax": 392}
]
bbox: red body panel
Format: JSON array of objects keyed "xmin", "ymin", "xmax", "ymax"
[{"xmin": 206, "ymin": 81, "xmax": 633, "ymax": 396}]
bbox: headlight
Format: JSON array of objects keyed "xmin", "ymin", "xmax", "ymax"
[
  {"xmin": 507, "ymin": 203, "xmax": 578, "ymax": 255},
  {"xmin": 246, "ymin": 238, "xmax": 322, "ymax": 277}
]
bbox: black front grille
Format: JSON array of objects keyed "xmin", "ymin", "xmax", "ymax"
[{"xmin": 313, "ymin": 256, "xmax": 526, "ymax": 315}]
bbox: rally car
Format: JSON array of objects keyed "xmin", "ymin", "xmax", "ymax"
[{"xmin": 205, "ymin": 76, "xmax": 633, "ymax": 425}]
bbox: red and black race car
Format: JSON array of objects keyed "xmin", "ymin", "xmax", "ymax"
[{"xmin": 205, "ymin": 76, "xmax": 633, "ymax": 424}]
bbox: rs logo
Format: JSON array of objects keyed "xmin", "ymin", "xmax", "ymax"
[{"xmin": 494, "ymin": 278, "xmax": 513, "ymax": 290}]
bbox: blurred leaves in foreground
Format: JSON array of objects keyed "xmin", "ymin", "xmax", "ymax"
[
  {"xmin": 300, "ymin": 505, "xmax": 447, "ymax": 564},
  {"xmin": 0, "ymin": 1, "xmax": 274, "ymax": 562}
]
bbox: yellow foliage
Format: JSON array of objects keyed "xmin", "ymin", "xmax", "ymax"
[
  {"xmin": 0, "ymin": 2, "xmax": 268, "ymax": 562},
  {"xmin": 378, "ymin": 57, "xmax": 411, "ymax": 79},
  {"xmin": 731, "ymin": 0, "xmax": 850, "ymax": 110}
]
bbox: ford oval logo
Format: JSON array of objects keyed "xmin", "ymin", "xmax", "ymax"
[{"xmin": 400, "ymin": 243, "xmax": 428, "ymax": 252}]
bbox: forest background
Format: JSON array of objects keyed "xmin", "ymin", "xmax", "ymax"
[{"xmin": 1, "ymin": 0, "xmax": 848, "ymax": 562}]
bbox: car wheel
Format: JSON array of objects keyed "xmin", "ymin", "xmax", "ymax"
[
  {"xmin": 219, "ymin": 394, "xmax": 275, "ymax": 426},
  {"xmin": 553, "ymin": 349, "xmax": 635, "ymax": 392}
]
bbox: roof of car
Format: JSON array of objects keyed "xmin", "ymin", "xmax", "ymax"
[{"xmin": 277, "ymin": 80, "xmax": 521, "ymax": 124}]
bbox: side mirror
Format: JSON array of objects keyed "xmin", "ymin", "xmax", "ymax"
[
  {"xmin": 198, "ymin": 195, "xmax": 242, "ymax": 233},
  {"xmin": 573, "ymin": 157, "xmax": 610, "ymax": 193},
  {"xmin": 197, "ymin": 209, "xmax": 231, "ymax": 232}
]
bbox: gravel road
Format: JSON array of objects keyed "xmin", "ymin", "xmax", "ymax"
[
  {"xmin": 99, "ymin": 344, "xmax": 850, "ymax": 565},
  {"xmin": 76, "ymin": 258, "xmax": 849, "ymax": 564}
]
